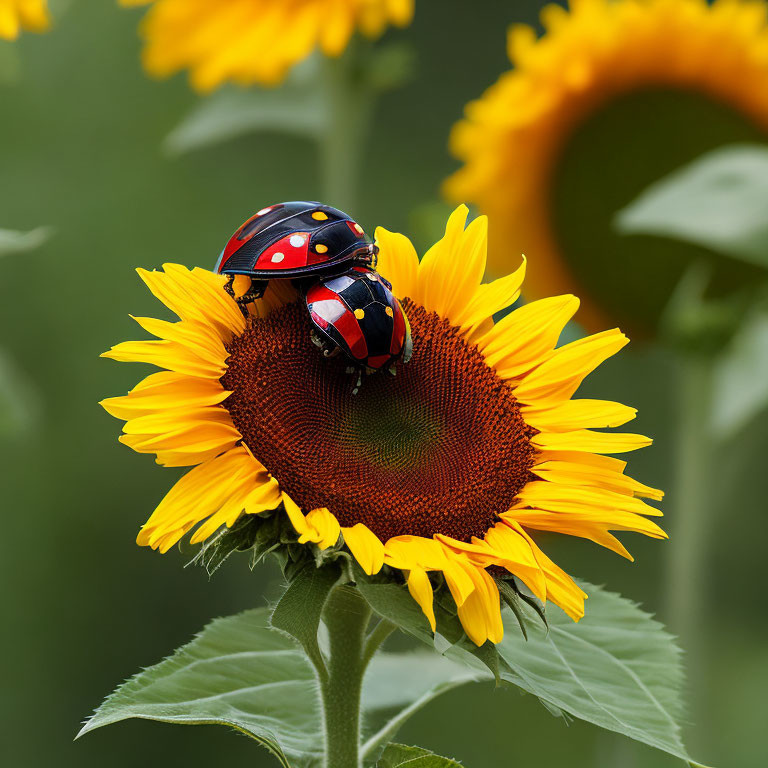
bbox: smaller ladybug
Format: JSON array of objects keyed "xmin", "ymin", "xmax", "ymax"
[
  {"xmin": 214, "ymin": 201, "xmax": 412, "ymax": 387},
  {"xmin": 306, "ymin": 267, "xmax": 413, "ymax": 392}
]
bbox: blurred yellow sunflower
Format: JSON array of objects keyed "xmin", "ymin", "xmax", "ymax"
[
  {"xmin": 0, "ymin": 0, "xmax": 49, "ymax": 39},
  {"xmin": 446, "ymin": 0, "xmax": 768, "ymax": 333},
  {"xmin": 101, "ymin": 205, "xmax": 664, "ymax": 646},
  {"xmin": 119, "ymin": 0, "xmax": 414, "ymax": 90}
]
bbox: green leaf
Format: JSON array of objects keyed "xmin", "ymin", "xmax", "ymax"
[
  {"xmin": 355, "ymin": 577, "xmax": 435, "ymax": 646},
  {"xmin": 615, "ymin": 144, "xmax": 768, "ymax": 268},
  {"xmin": 376, "ymin": 743, "xmax": 463, "ymax": 767},
  {"xmin": 270, "ymin": 562, "xmax": 340, "ymax": 677},
  {"xmin": 165, "ymin": 83, "xmax": 328, "ymax": 156},
  {"xmin": 357, "ymin": 571, "xmax": 700, "ymax": 763},
  {"xmin": 711, "ymin": 308, "xmax": 768, "ymax": 439},
  {"xmin": 487, "ymin": 583, "xmax": 697, "ymax": 764},
  {"xmin": 78, "ymin": 607, "xmax": 479, "ymax": 768},
  {"xmin": 361, "ymin": 653, "xmax": 479, "ymax": 764},
  {"xmin": 77, "ymin": 609, "xmax": 319, "ymax": 767},
  {"xmin": 0, "ymin": 226, "xmax": 51, "ymax": 257}
]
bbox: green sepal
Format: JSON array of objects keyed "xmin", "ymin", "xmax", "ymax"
[
  {"xmin": 189, "ymin": 509, "xmax": 285, "ymax": 575},
  {"xmin": 496, "ymin": 576, "xmax": 549, "ymax": 641},
  {"xmin": 376, "ymin": 743, "xmax": 463, "ymax": 767}
]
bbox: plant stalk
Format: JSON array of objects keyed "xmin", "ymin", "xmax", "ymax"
[
  {"xmin": 319, "ymin": 48, "xmax": 374, "ymax": 213},
  {"xmin": 665, "ymin": 351, "xmax": 715, "ymax": 736},
  {"xmin": 320, "ymin": 586, "xmax": 372, "ymax": 768}
]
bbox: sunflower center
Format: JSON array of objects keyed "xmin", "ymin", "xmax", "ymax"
[{"xmin": 221, "ymin": 300, "xmax": 536, "ymax": 542}]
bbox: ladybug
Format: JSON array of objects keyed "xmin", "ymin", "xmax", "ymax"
[
  {"xmin": 214, "ymin": 201, "xmax": 412, "ymax": 386},
  {"xmin": 306, "ymin": 267, "xmax": 413, "ymax": 391}
]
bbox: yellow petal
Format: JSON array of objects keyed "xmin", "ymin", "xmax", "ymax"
[
  {"xmin": 374, "ymin": 227, "xmax": 420, "ymax": 300},
  {"xmin": 102, "ymin": 339, "xmax": 226, "ymax": 379},
  {"xmin": 343, "ymin": 524, "xmax": 385, "ymax": 575},
  {"xmin": 130, "ymin": 315, "xmax": 228, "ymax": 365},
  {"xmin": 407, "ymin": 567, "xmax": 436, "ymax": 631},
  {"xmin": 532, "ymin": 429, "xmax": 652, "ymax": 454},
  {"xmin": 513, "ymin": 329, "xmax": 628, "ymax": 406},
  {"xmin": 304, "ymin": 508, "xmax": 342, "ymax": 549},
  {"xmin": 532, "ymin": 458, "xmax": 663, "ymax": 500},
  {"xmin": 523, "ymin": 399, "xmax": 637, "ymax": 431},
  {"xmin": 478, "ymin": 294, "xmax": 580, "ymax": 379},
  {"xmin": 282, "ymin": 492, "xmax": 309, "ymax": 537},
  {"xmin": 137, "ymin": 446, "xmax": 263, "ymax": 551},
  {"xmin": 414, "ymin": 206, "xmax": 487, "ymax": 322},
  {"xmin": 452, "ymin": 561, "xmax": 504, "ymax": 646},
  {"xmin": 454, "ymin": 256, "xmax": 527, "ymax": 337},
  {"xmin": 100, "ymin": 374, "xmax": 230, "ymax": 420}
]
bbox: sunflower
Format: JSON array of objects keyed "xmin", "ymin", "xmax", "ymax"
[
  {"xmin": 0, "ymin": 0, "xmax": 49, "ymax": 39},
  {"xmin": 101, "ymin": 205, "xmax": 664, "ymax": 646},
  {"xmin": 119, "ymin": 0, "xmax": 414, "ymax": 91},
  {"xmin": 446, "ymin": 0, "xmax": 768, "ymax": 334}
]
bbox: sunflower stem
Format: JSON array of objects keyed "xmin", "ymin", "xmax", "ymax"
[
  {"xmin": 665, "ymin": 351, "xmax": 715, "ymax": 733},
  {"xmin": 362, "ymin": 619, "xmax": 396, "ymax": 670},
  {"xmin": 319, "ymin": 45, "xmax": 374, "ymax": 213},
  {"xmin": 320, "ymin": 585, "xmax": 372, "ymax": 768}
]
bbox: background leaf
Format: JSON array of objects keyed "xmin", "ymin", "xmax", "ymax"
[
  {"xmin": 0, "ymin": 226, "xmax": 51, "ymax": 257},
  {"xmin": 615, "ymin": 144, "xmax": 768, "ymax": 268},
  {"xmin": 376, "ymin": 743, "xmax": 463, "ymax": 767},
  {"xmin": 711, "ymin": 308, "xmax": 768, "ymax": 439},
  {"xmin": 164, "ymin": 84, "xmax": 329, "ymax": 156}
]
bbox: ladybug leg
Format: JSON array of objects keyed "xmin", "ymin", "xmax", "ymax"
[
  {"xmin": 237, "ymin": 280, "xmax": 264, "ymax": 304},
  {"xmin": 310, "ymin": 330, "xmax": 341, "ymax": 358},
  {"xmin": 231, "ymin": 279, "xmax": 267, "ymax": 318},
  {"xmin": 351, "ymin": 369, "xmax": 363, "ymax": 396}
]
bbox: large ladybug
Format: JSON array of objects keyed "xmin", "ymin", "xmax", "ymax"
[{"xmin": 215, "ymin": 201, "xmax": 412, "ymax": 386}]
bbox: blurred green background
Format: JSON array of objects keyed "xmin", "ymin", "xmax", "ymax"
[{"xmin": 2, "ymin": 1, "xmax": 766, "ymax": 766}]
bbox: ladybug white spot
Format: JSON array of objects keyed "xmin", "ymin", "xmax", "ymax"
[
  {"xmin": 354, "ymin": 223, "xmax": 364, "ymax": 234},
  {"xmin": 366, "ymin": 272, "xmax": 378, "ymax": 282},
  {"xmin": 256, "ymin": 207, "xmax": 272, "ymax": 216},
  {"xmin": 271, "ymin": 252, "xmax": 285, "ymax": 263},
  {"xmin": 289, "ymin": 235, "xmax": 306, "ymax": 248}
]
